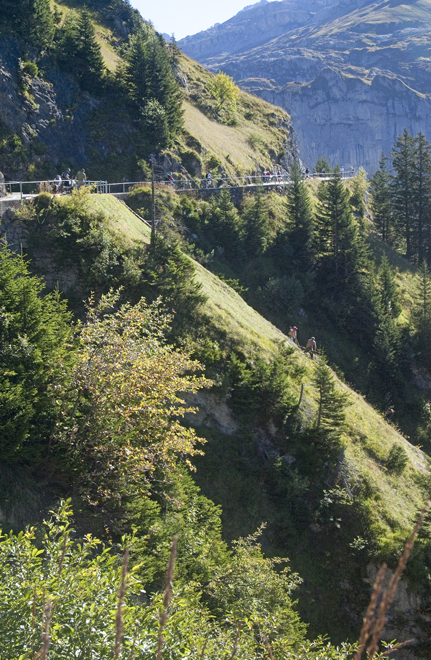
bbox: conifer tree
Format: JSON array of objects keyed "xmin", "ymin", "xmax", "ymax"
[
  {"xmin": 145, "ymin": 34, "xmax": 183, "ymax": 139},
  {"xmin": 316, "ymin": 165, "xmax": 366, "ymax": 286},
  {"xmin": 412, "ymin": 260, "xmax": 431, "ymax": 369},
  {"xmin": 391, "ymin": 129, "xmax": 417, "ymax": 259},
  {"xmin": 72, "ymin": 8, "xmax": 105, "ymax": 93},
  {"xmin": 349, "ymin": 167, "xmax": 368, "ymax": 220},
  {"xmin": 1, "ymin": 0, "xmax": 54, "ymax": 48},
  {"xmin": 243, "ymin": 193, "xmax": 268, "ymax": 258},
  {"xmin": 124, "ymin": 30, "xmax": 183, "ymax": 154},
  {"xmin": 207, "ymin": 190, "xmax": 243, "ymax": 260},
  {"xmin": 285, "ymin": 161, "xmax": 315, "ymax": 269},
  {"xmin": 413, "ymin": 132, "xmax": 431, "ymax": 264},
  {"xmin": 377, "ymin": 254, "xmax": 401, "ymax": 318},
  {"xmin": 124, "ymin": 32, "xmax": 150, "ymax": 108},
  {"xmin": 312, "ymin": 355, "xmax": 350, "ymax": 451},
  {"xmin": 0, "ymin": 246, "xmax": 71, "ymax": 463},
  {"xmin": 370, "ymin": 153, "xmax": 392, "ymax": 244}
]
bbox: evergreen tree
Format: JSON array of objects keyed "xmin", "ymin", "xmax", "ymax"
[
  {"xmin": 206, "ymin": 190, "xmax": 243, "ymax": 260},
  {"xmin": 412, "ymin": 260, "xmax": 431, "ymax": 370},
  {"xmin": 370, "ymin": 153, "xmax": 392, "ymax": 244},
  {"xmin": 314, "ymin": 156, "xmax": 332, "ymax": 173},
  {"xmin": 145, "ymin": 34, "xmax": 183, "ymax": 139},
  {"xmin": 0, "ymin": 0, "xmax": 54, "ymax": 49},
  {"xmin": 413, "ymin": 132, "xmax": 431, "ymax": 264},
  {"xmin": 243, "ymin": 193, "xmax": 268, "ymax": 258},
  {"xmin": 124, "ymin": 30, "xmax": 183, "ymax": 154},
  {"xmin": 391, "ymin": 129, "xmax": 417, "ymax": 259},
  {"xmin": 377, "ymin": 254, "xmax": 401, "ymax": 318},
  {"xmin": 316, "ymin": 165, "xmax": 366, "ymax": 289},
  {"xmin": 0, "ymin": 246, "xmax": 71, "ymax": 463},
  {"xmin": 349, "ymin": 167, "xmax": 368, "ymax": 221},
  {"xmin": 72, "ymin": 8, "xmax": 105, "ymax": 93},
  {"xmin": 27, "ymin": 0, "xmax": 54, "ymax": 49},
  {"xmin": 310, "ymin": 355, "xmax": 350, "ymax": 465},
  {"xmin": 124, "ymin": 31, "xmax": 150, "ymax": 108},
  {"xmin": 56, "ymin": 8, "xmax": 105, "ymax": 93},
  {"xmin": 285, "ymin": 161, "xmax": 315, "ymax": 269}
]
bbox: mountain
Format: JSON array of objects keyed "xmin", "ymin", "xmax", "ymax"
[
  {"xmin": 0, "ymin": 0, "xmax": 298, "ymax": 183},
  {"xmin": 179, "ymin": 0, "xmax": 431, "ymax": 172}
]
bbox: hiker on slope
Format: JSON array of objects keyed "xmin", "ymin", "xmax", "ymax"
[
  {"xmin": 304, "ymin": 336, "xmax": 317, "ymax": 358},
  {"xmin": 288, "ymin": 326, "xmax": 298, "ymax": 344}
]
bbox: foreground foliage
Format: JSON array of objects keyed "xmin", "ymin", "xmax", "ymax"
[{"xmin": 0, "ymin": 502, "xmax": 335, "ymax": 660}]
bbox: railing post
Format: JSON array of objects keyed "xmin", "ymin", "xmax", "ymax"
[{"xmin": 20, "ymin": 182, "xmax": 23, "ymax": 200}]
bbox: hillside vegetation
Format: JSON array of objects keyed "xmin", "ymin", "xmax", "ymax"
[
  {"xmin": 0, "ymin": 0, "xmax": 297, "ymax": 183},
  {"xmin": 2, "ymin": 185, "xmax": 429, "ymax": 652}
]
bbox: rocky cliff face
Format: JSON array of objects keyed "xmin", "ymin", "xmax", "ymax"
[
  {"xmin": 179, "ymin": 0, "xmax": 431, "ymax": 172},
  {"xmin": 0, "ymin": 37, "xmax": 140, "ymax": 181}
]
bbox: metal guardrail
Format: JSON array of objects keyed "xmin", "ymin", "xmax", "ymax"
[
  {"xmin": 3, "ymin": 170, "xmax": 356, "ymax": 200},
  {"xmin": 4, "ymin": 180, "xmax": 108, "ymax": 199}
]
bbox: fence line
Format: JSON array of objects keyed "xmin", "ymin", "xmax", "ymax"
[{"xmin": 2, "ymin": 170, "xmax": 356, "ymax": 200}]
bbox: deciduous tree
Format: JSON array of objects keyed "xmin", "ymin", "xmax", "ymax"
[{"xmin": 56, "ymin": 290, "xmax": 211, "ymax": 504}]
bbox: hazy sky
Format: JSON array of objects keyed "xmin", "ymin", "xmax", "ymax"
[{"xmin": 129, "ymin": 0, "xmax": 275, "ymax": 40}]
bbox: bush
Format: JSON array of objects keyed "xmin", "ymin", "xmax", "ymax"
[
  {"xmin": 21, "ymin": 61, "xmax": 38, "ymax": 77},
  {"xmin": 386, "ymin": 443, "xmax": 409, "ymax": 474}
]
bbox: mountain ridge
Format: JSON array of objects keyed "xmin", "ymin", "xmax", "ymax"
[{"xmin": 179, "ymin": 0, "xmax": 431, "ymax": 171}]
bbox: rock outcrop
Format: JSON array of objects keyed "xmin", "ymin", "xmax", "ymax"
[{"xmin": 179, "ymin": 0, "xmax": 431, "ymax": 172}]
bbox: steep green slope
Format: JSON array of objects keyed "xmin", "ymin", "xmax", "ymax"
[{"xmin": 115, "ymin": 191, "xmax": 429, "ymax": 643}]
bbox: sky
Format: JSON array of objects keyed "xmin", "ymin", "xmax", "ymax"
[{"xmin": 129, "ymin": 0, "xmax": 274, "ymax": 40}]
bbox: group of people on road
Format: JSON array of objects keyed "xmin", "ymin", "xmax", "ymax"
[{"xmin": 288, "ymin": 325, "xmax": 317, "ymax": 358}]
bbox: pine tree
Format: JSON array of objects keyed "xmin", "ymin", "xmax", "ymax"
[
  {"xmin": 284, "ymin": 161, "xmax": 315, "ymax": 269},
  {"xmin": 316, "ymin": 165, "xmax": 366, "ymax": 287},
  {"xmin": 349, "ymin": 167, "xmax": 368, "ymax": 221},
  {"xmin": 377, "ymin": 254, "xmax": 401, "ymax": 318},
  {"xmin": 1, "ymin": 0, "xmax": 54, "ymax": 48},
  {"xmin": 124, "ymin": 30, "xmax": 183, "ymax": 153},
  {"xmin": 207, "ymin": 190, "xmax": 243, "ymax": 260},
  {"xmin": 391, "ymin": 129, "xmax": 417, "ymax": 260},
  {"xmin": 0, "ymin": 246, "xmax": 71, "ymax": 463},
  {"xmin": 145, "ymin": 34, "xmax": 183, "ymax": 139},
  {"xmin": 72, "ymin": 8, "xmax": 105, "ymax": 93},
  {"xmin": 370, "ymin": 153, "xmax": 392, "ymax": 244},
  {"xmin": 27, "ymin": 0, "xmax": 54, "ymax": 49},
  {"xmin": 243, "ymin": 193, "xmax": 268, "ymax": 258},
  {"xmin": 314, "ymin": 156, "xmax": 332, "ymax": 173},
  {"xmin": 124, "ymin": 32, "xmax": 150, "ymax": 108},
  {"xmin": 412, "ymin": 260, "xmax": 431, "ymax": 369},
  {"xmin": 413, "ymin": 132, "xmax": 431, "ymax": 264},
  {"xmin": 313, "ymin": 355, "xmax": 350, "ymax": 441}
]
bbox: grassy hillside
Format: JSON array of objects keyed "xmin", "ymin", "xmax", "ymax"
[
  {"xmin": 118, "ymin": 189, "xmax": 429, "ymax": 640},
  {"xmin": 177, "ymin": 55, "xmax": 298, "ymax": 176}
]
